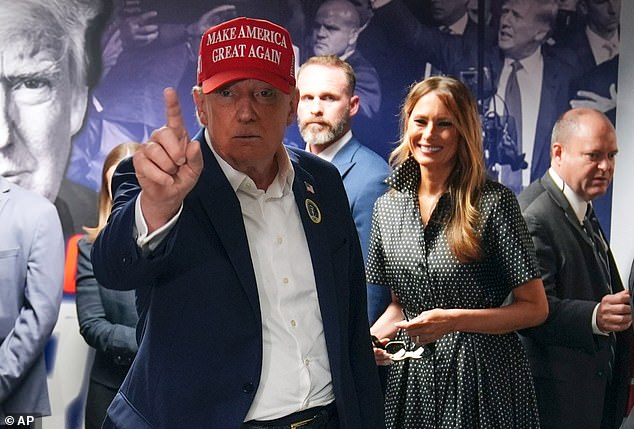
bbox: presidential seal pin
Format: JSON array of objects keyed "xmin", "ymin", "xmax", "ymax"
[{"xmin": 305, "ymin": 198, "xmax": 322, "ymax": 224}]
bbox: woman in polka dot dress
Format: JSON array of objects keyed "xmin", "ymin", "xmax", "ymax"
[{"xmin": 368, "ymin": 76, "xmax": 548, "ymax": 428}]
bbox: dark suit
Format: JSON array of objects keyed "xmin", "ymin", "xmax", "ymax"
[
  {"xmin": 555, "ymin": 28, "xmax": 601, "ymax": 77},
  {"xmin": 518, "ymin": 173, "xmax": 632, "ymax": 429},
  {"xmin": 91, "ymin": 130, "xmax": 384, "ymax": 428},
  {"xmin": 75, "ymin": 237, "xmax": 138, "ymax": 429},
  {"xmin": 570, "ymin": 54, "xmax": 619, "ymax": 127}
]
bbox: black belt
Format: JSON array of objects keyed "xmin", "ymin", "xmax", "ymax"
[{"xmin": 242, "ymin": 402, "xmax": 337, "ymax": 429}]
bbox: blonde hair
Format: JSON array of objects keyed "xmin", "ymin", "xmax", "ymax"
[
  {"xmin": 390, "ymin": 76, "xmax": 487, "ymax": 262},
  {"xmin": 84, "ymin": 142, "xmax": 141, "ymax": 242}
]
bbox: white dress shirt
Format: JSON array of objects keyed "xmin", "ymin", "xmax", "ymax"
[
  {"xmin": 306, "ymin": 130, "xmax": 353, "ymax": 162},
  {"xmin": 493, "ymin": 49, "xmax": 543, "ymax": 188},
  {"xmin": 135, "ymin": 130, "xmax": 334, "ymax": 421},
  {"xmin": 586, "ymin": 26, "xmax": 619, "ymax": 66}
]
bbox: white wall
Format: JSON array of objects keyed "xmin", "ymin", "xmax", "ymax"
[{"xmin": 611, "ymin": 3, "xmax": 634, "ymax": 283}]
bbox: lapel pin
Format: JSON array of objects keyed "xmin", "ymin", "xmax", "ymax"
[
  {"xmin": 305, "ymin": 198, "xmax": 322, "ymax": 224},
  {"xmin": 304, "ymin": 181, "xmax": 315, "ymax": 194}
]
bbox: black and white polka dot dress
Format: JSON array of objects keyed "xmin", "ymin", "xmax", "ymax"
[{"xmin": 367, "ymin": 157, "xmax": 541, "ymax": 428}]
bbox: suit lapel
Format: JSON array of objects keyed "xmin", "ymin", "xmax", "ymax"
[
  {"xmin": 330, "ymin": 138, "xmax": 359, "ymax": 179},
  {"xmin": 193, "ymin": 134, "xmax": 261, "ymax": 317},
  {"xmin": 289, "ymin": 152, "xmax": 343, "ymax": 358},
  {"xmin": 541, "ymin": 174, "xmax": 612, "ymax": 288},
  {"xmin": 540, "ymin": 174, "xmax": 593, "ymax": 247}
]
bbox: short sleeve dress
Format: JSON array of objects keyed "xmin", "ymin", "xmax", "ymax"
[{"xmin": 366, "ymin": 157, "xmax": 541, "ymax": 428}]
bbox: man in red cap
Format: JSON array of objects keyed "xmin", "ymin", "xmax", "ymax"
[{"xmin": 92, "ymin": 16, "xmax": 384, "ymax": 428}]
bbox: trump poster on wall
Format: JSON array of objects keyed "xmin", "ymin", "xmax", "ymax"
[{"xmin": 0, "ymin": 0, "xmax": 624, "ymax": 428}]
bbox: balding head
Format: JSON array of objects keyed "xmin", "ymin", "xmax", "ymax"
[
  {"xmin": 312, "ymin": 0, "xmax": 361, "ymax": 57},
  {"xmin": 550, "ymin": 108, "xmax": 617, "ymax": 201}
]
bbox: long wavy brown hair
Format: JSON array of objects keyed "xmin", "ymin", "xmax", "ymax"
[
  {"xmin": 83, "ymin": 142, "xmax": 141, "ymax": 242},
  {"xmin": 390, "ymin": 76, "xmax": 487, "ymax": 262}
]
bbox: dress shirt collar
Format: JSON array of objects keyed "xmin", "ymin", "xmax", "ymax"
[
  {"xmin": 306, "ymin": 130, "xmax": 353, "ymax": 162},
  {"xmin": 204, "ymin": 128, "xmax": 295, "ymax": 194},
  {"xmin": 505, "ymin": 46, "xmax": 541, "ymax": 76},
  {"xmin": 585, "ymin": 26, "xmax": 619, "ymax": 64},
  {"xmin": 548, "ymin": 167, "xmax": 588, "ymax": 223}
]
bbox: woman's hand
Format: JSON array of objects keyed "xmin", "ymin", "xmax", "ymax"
[{"xmin": 394, "ymin": 308, "xmax": 456, "ymax": 345}]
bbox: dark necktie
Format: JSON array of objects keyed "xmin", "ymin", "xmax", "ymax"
[
  {"xmin": 505, "ymin": 60, "xmax": 523, "ymax": 152},
  {"xmin": 583, "ymin": 205, "xmax": 611, "ymax": 289},
  {"xmin": 583, "ymin": 205, "xmax": 615, "ymax": 382}
]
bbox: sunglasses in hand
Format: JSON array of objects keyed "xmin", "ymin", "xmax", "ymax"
[{"xmin": 372, "ymin": 335, "xmax": 435, "ymax": 361}]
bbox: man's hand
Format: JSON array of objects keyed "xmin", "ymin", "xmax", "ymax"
[
  {"xmin": 120, "ymin": 10, "xmax": 159, "ymax": 48},
  {"xmin": 133, "ymin": 88, "xmax": 203, "ymax": 233},
  {"xmin": 597, "ymin": 289, "xmax": 632, "ymax": 333},
  {"xmin": 569, "ymin": 83, "xmax": 617, "ymax": 113}
]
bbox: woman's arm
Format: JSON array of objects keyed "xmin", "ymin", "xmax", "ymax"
[
  {"xmin": 395, "ymin": 278, "xmax": 548, "ymax": 344},
  {"xmin": 370, "ymin": 292, "xmax": 404, "ymax": 341}
]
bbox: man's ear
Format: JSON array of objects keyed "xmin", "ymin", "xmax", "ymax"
[
  {"xmin": 193, "ymin": 90, "xmax": 208, "ymax": 126},
  {"xmin": 533, "ymin": 24, "xmax": 550, "ymax": 45},
  {"xmin": 551, "ymin": 141, "xmax": 563, "ymax": 165},
  {"xmin": 287, "ymin": 87, "xmax": 299, "ymax": 127},
  {"xmin": 70, "ymin": 86, "xmax": 89, "ymax": 136},
  {"xmin": 348, "ymin": 29, "xmax": 360, "ymax": 47},
  {"xmin": 349, "ymin": 94, "xmax": 360, "ymax": 117}
]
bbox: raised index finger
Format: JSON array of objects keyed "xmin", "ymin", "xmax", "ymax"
[
  {"xmin": 164, "ymin": 87, "xmax": 189, "ymax": 142},
  {"xmin": 163, "ymin": 87, "xmax": 189, "ymax": 165}
]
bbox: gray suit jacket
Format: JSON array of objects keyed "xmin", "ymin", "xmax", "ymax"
[
  {"xmin": 0, "ymin": 176, "xmax": 64, "ymax": 418},
  {"xmin": 518, "ymin": 173, "xmax": 632, "ymax": 429}
]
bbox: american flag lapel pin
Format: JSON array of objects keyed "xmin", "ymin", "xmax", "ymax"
[{"xmin": 303, "ymin": 181, "xmax": 320, "ymax": 223}]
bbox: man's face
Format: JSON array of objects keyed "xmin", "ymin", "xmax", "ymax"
[
  {"xmin": 312, "ymin": 2, "xmax": 359, "ymax": 57},
  {"xmin": 194, "ymin": 79, "xmax": 297, "ymax": 175},
  {"xmin": 429, "ymin": 0, "xmax": 469, "ymax": 26},
  {"xmin": 0, "ymin": 22, "xmax": 86, "ymax": 201},
  {"xmin": 583, "ymin": 0, "xmax": 621, "ymax": 37},
  {"xmin": 498, "ymin": 0, "xmax": 550, "ymax": 60},
  {"xmin": 554, "ymin": 113, "xmax": 617, "ymax": 201},
  {"xmin": 297, "ymin": 64, "xmax": 358, "ymax": 148}
]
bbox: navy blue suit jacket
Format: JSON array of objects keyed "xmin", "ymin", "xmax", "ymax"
[{"xmin": 92, "ymin": 131, "xmax": 384, "ymax": 428}]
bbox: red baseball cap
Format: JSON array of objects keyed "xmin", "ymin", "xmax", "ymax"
[{"xmin": 197, "ymin": 16, "xmax": 296, "ymax": 94}]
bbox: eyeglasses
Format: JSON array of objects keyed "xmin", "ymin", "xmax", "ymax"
[{"xmin": 372, "ymin": 335, "xmax": 435, "ymax": 361}]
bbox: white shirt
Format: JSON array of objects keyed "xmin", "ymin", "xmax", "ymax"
[
  {"xmin": 586, "ymin": 26, "xmax": 619, "ymax": 66},
  {"xmin": 493, "ymin": 49, "xmax": 543, "ymax": 187},
  {"xmin": 305, "ymin": 130, "xmax": 353, "ymax": 162},
  {"xmin": 135, "ymin": 130, "xmax": 334, "ymax": 420},
  {"xmin": 548, "ymin": 168, "xmax": 608, "ymax": 336}
]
